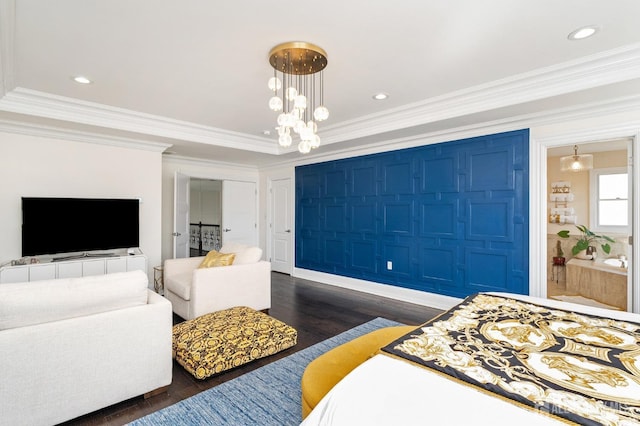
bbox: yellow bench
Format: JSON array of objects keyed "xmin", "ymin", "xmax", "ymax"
[{"xmin": 301, "ymin": 325, "xmax": 416, "ymax": 418}]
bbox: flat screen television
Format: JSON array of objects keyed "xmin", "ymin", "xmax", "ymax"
[{"xmin": 22, "ymin": 197, "xmax": 140, "ymax": 257}]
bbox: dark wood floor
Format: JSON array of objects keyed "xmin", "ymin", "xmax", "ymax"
[{"xmin": 62, "ymin": 272, "xmax": 442, "ymax": 425}]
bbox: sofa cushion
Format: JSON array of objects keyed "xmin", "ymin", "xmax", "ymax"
[
  {"xmin": 198, "ymin": 250, "xmax": 236, "ymax": 268},
  {"xmin": 165, "ymin": 271, "xmax": 194, "ymax": 300},
  {"xmin": 0, "ymin": 270, "xmax": 149, "ymax": 330}
]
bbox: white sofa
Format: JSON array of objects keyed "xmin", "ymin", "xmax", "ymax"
[
  {"xmin": 0, "ymin": 270, "xmax": 173, "ymax": 426},
  {"xmin": 164, "ymin": 242, "xmax": 271, "ymax": 320}
]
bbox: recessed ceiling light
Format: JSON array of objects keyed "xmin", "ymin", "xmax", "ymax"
[
  {"xmin": 567, "ymin": 25, "xmax": 600, "ymax": 41},
  {"xmin": 262, "ymin": 130, "xmax": 271, "ymax": 136},
  {"xmin": 72, "ymin": 76, "xmax": 92, "ymax": 84},
  {"xmin": 373, "ymin": 92, "xmax": 389, "ymax": 100}
]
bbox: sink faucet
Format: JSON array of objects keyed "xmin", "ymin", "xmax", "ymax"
[{"xmin": 618, "ymin": 255, "xmax": 627, "ymax": 268}]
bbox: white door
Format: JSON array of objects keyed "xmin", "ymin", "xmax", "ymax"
[
  {"xmin": 222, "ymin": 180, "xmax": 257, "ymax": 246},
  {"xmin": 270, "ymin": 178, "xmax": 292, "ymax": 273},
  {"xmin": 173, "ymin": 172, "xmax": 190, "ymax": 258}
]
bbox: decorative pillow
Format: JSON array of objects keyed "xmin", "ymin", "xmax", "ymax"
[
  {"xmin": 232, "ymin": 246, "xmax": 263, "ymax": 264},
  {"xmin": 220, "ymin": 242, "xmax": 248, "ymax": 254},
  {"xmin": 198, "ymin": 250, "xmax": 236, "ymax": 268}
]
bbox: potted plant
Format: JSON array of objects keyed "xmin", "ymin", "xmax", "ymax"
[
  {"xmin": 557, "ymin": 224, "xmax": 615, "ymax": 260},
  {"xmin": 552, "ymin": 240, "xmax": 565, "ymax": 265}
]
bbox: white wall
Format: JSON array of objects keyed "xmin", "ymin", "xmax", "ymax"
[
  {"xmin": 161, "ymin": 157, "xmax": 259, "ymax": 262},
  {"xmin": 0, "ymin": 131, "xmax": 163, "ymax": 280}
]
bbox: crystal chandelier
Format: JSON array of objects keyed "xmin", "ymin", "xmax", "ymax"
[{"xmin": 268, "ymin": 42, "xmax": 329, "ymax": 154}]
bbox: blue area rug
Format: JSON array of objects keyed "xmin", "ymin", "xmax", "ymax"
[{"xmin": 129, "ymin": 317, "xmax": 401, "ymax": 426}]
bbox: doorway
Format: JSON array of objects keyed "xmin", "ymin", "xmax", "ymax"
[
  {"xmin": 190, "ymin": 179, "xmax": 222, "ymax": 256},
  {"xmin": 172, "ymin": 174, "xmax": 258, "ymax": 259},
  {"xmin": 546, "ymin": 139, "xmax": 634, "ymax": 311}
]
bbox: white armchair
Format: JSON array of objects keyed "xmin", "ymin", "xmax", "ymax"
[{"xmin": 164, "ymin": 242, "xmax": 271, "ymax": 320}]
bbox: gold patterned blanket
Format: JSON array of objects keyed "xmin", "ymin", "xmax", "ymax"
[{"xmin": 381, "ymin": 293, "xmax": 640, "ymax": 425}]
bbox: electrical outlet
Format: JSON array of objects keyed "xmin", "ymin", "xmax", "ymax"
[{"xmin": 386, "ymin": 261, "xmax": 393, "ymax": 270}]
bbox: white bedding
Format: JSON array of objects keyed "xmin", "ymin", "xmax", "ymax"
[{"xmin": 301, "ymin": 293, "xmax": 640, "ymax": 426}]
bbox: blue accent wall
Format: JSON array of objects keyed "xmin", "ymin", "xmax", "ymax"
[{"xmin": 295, "ymin": 129, "xmax": 529, "ymax": 299}]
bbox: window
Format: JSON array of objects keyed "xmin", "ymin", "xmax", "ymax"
[{"xmin": 590, "ymin": 167, "xmax": 629, "ymax": 233}]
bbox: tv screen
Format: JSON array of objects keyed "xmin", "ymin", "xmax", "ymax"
[{"xmin": 22, "ymin": 197, "xmax": 140, "ymax": 257}]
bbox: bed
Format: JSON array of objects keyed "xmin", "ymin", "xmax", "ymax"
[{"xmin": 301, "ymin": 293, "xmax": 640, "ymax": 425}]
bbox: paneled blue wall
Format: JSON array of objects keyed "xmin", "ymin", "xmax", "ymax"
[{"xmin": 295, "ymin": 129, "xmax": 529, "ymax": 298}]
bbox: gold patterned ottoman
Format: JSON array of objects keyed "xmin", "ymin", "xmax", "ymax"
[{"xmin": 172, "ymin": 306, "xmax": 297, "ymax": 379}]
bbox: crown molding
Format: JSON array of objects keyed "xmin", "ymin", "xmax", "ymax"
[
  {"xmin": 318, "ymin": 43, "xmax": 640, "ymax": 147},
  {"xmin": 262, "ymin": 93, "xmax": 640, "ymax": 170},
  {"xmin": 0, "ymin": 0, "xmax": 15, "ymax": 97},
  {"xmin": 0, "ymin": 118, "xmax": 172, "ymax": 152},
  {"xmin": 0, "ymin": 87, "xmax": 279, "ymax": 155}
]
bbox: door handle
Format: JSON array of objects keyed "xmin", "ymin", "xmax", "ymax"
[
  {"xmin": 285, "ymin": 229, "xmax": 291, "ymax": 233},
  {"xmin": 223, "ymin": 228, "xmax": 231, "ymax": 232},
  {"xmin": 172, "ymin": 232, "xmax": 181, "ymax": 237}
]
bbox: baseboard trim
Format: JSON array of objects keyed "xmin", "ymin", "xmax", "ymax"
[{"xmin": 292, "ymin": 268, "xmax": 461, "ymax": 311}]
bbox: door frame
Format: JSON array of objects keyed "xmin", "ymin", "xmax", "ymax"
[
  {"xmin": 172, "ymin": 169, "xmax": 259, "ymax": 254},
  {"xmin": 532, "ymin": 127, "xmax": 639, "ymax": 313}
]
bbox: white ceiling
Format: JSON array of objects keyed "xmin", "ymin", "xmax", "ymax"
[{"xmin": 1, "ymin": 0, "xmax": 639, "ymax": 166}]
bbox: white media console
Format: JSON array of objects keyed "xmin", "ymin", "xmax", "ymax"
[{"xmin": 0, "ymin": 249, "xmax": 147, "ymax": 284}]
